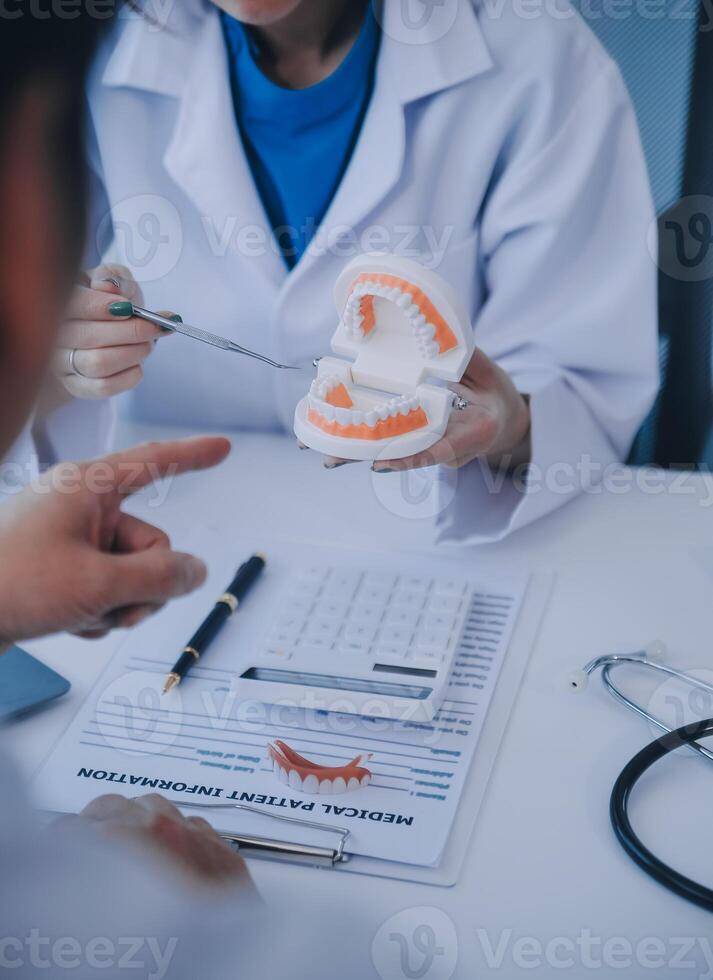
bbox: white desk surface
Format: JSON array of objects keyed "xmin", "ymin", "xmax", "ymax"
[{"xmin": 8, "ymin": 422, "xmax": 713, "ymax": 978}]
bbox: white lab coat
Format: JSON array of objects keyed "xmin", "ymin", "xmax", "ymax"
[{"xmin": 22, "ymin": 0, "xmax": 659, "ymax": 542}]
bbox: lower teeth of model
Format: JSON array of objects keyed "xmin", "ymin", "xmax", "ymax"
[{"xmin": 312, "ymin": 392, "xmax": 420, "ymax": 425}]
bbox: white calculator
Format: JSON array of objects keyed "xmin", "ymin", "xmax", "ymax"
[{"xmin": 231, "ymin": 562, "xmax": 473, "ymax": 722}]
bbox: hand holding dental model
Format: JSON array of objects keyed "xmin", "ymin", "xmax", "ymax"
[{"xmin": 295, "ymin": 254, "xmax": 531, "ymax": 471}]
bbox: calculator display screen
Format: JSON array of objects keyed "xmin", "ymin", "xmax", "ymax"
[{"xmin": 241, "ymin": 666, "xmax": 434, "ymax": 700}]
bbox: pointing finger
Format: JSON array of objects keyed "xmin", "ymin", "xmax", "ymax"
[{"xmin": 97, "ymin": 436, "xmax": 231, "ymax": 499}]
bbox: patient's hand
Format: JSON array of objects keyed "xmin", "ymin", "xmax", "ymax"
[
  {"xmin": 62, "ymin": 794, "xmax": 255, "ymax": 891},
  {"xmin": 0, "ymin": 436, "xmax": 230, "ymax": 642}
]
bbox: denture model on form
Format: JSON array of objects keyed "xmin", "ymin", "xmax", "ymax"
[
  {"xmin": 268, "ymin": 739, "xmax": 373, "ymax": 795},
  {"xmin": 294, "ymin": 253, "xmax": 475, "ymax": 460}
]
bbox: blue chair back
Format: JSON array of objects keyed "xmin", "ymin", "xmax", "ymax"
[{"xmin": 570, "ymin": 0, "xmax": 713, "ymax": 467}]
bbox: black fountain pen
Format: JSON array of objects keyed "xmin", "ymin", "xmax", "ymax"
[{"xmin": 163, "ymin": 554, "xmax": 266, "ymax": 694}]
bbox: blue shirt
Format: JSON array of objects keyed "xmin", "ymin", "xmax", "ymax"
[{"xmin": 221, "ymin": 6, "xmax": 380, "ymax": 268}]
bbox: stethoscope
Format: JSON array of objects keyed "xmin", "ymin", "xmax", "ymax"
[{"xmin": 571, "ymin": 641, "xmax": 713, "ymax": 912}]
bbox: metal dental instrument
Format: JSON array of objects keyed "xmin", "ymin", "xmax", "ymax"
[{"xmin": 132, "ymin": 306, "xmax": 300, "ymax": 370}]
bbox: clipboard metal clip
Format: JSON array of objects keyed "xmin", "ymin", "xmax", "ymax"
[{"xmin": 170, "ymin": 799, "xmax": 351, "ymax": 868}]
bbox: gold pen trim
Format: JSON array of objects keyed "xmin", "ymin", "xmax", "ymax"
[
  {"xmin": 217, "ymin": 593, "xmax": 239, "ymax": 613},
  {"xmin": 184, "ymin": 646, "xmax": 201, "ymax": 661}
]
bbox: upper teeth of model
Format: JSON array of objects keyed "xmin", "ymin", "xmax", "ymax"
[
  {"xmin": 309, "ymin": 376, "xmax": 421, "ymax": 426},
  {"xmin": 342, "ymin": 280, "xmax": 441, "ymax": 358}
]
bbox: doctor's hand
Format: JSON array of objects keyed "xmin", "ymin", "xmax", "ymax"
[
  {"xmin": 370, "ymin": 349, "xmax": 531, "ymax": 474},
  {"xmin": 53, "ymin": 264, "xmax": 175, "ymax": 399},
  {"xmin": 59, "ymin": 794, "xmax": 255, "ymax": 892},
  {"xmin": 0, "ymin": 436, "xmax": 230, "ymax": 644}
]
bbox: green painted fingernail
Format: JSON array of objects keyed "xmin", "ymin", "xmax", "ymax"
[
  {"xmin": 372, "ymin": 466, "xmax": 395, "ymax": 473},
  {"xmin": 108, "ymin": 301, "xmax": 133, "ymax": 317},
  {"xmin": 168, "ymin": 314, "xmax": 183, "ymax": 324}
]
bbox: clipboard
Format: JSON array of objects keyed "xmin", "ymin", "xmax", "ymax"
[{"xmin": 173, "ymin": 572, "xmax": 553, "ymax": 886}]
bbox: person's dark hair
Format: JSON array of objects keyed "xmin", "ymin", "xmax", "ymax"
[{"xmin": 0, "ymin": 1, "xmax": 122, "ymax": 268}]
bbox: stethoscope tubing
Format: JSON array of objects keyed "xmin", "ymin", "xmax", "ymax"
[
  {"xmin": 601, "ymin": 660, "xmax": 713, "ymax": 763},
  {"xmin": 610, "ymin": 716, "xmax": 713, "ymax": 912}
]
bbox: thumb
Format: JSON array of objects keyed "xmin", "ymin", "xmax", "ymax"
[{"xmin": 106, "ymin": 549, "xmax": 207, "ymax": 607}]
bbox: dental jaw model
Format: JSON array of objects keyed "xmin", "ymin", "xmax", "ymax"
[{"xmin": 294, "ymin": 253, "xmax": 475, "ymax": 460}]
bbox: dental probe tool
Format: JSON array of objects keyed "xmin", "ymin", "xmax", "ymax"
[{"xmin": 132, "ymin": 306, "xmax": 300, "ymax": 370}]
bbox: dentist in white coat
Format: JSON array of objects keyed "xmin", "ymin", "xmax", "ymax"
[{"xmin": 28, "ymin": 0, "xmax": 658, "ymax": 542}]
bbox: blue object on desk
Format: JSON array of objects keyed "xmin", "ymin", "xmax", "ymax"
[{"xmin": 0, "ymin": 646, "xmax": 70, "ymax": 721}]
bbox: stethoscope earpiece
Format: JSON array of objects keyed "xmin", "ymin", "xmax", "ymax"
[
  {"xmin": 643, "ymin": 639, "xmax": 667, "ymax": 663},
  {"xmin": 567, "ymin": 669, "xmax": 588, "ymax": 692}
]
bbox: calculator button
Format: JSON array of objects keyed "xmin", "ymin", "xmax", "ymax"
[
  {"xmin": 282, "ymin": 595, "xmax": 315, "ymax": 615},
  {"xmin": 421, "ymin": 613, "xmax": 457, "ymax": 633},
  {"xmin": 384, "ymin": 610, "xmax": 421, "ymax": 633},
  {"xmin": 372, "ymin": 645, "xmax": 410, "ymax": 662},
  {"xmin": 373, "ymin": 638, "xmax": 410, "ymax": 657},
  {"xmin": 392, "ymin": 590, "xmax": 426, "ymax": 609},
  {"xmin": 342, "ymin": 622, "xmax": 378, "ymax": 643},
  {"xmin": 305, "ymin": 618, "xmax": 341, "ymax": 641},
  {"xmin": 348, "ymin": 602, "xmax": 385, "ymax": 625},
  {"xmin": 357, "ymin": 575, "xmax": 397, "ymax": 602},
  {"xmin": 334, "ymin": 639, "xmax": 370, "ymax": 655},
  {"xmin": 261, "ymin": 647, "xmax": 294, "ymax": 661},
  {"xmin": 288, "ymin": 581, "xmax": 323, "ymax": 600},
  {"xmin": 322, "ymin": 571, "xmax": 362, "ymax": 599},
  {"xmin": 433, "ymin": 578, "xmax": 467, "ymax": 597},
  {"xmin": 265, "ymin": 628, "xmax": 299, "ymax": 647},
  {"xmin": 296, "ymin": 636, "xmax": 333, "ymax": 651},
  {"xmin": 410, "ymin": 650, "xmax": 446, "ymax": 664},
  {"xmin": 313, "ymin": 598, "xmax": 350, "ymax": 619},
  {"xmin": 357, "ymin": 585, "xmax": 386, "ymax": 604},
  {"xmin": 414, "ymin": 628, "xmax": 451, "ymax": 649},
  {"xmin": 275, "ymin": 612, "xmax": 305, "ymax": 630},
  {"xmin": 377, "ymin": 626, "xmax": 414, "ymax": 645},
  {"xmin": 427, "ymin": 594, "xmax": 462, "ymax": 613},
  {"xmin": 360, "ymin": 571, "xmax": 398, "ymax": 589}
]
